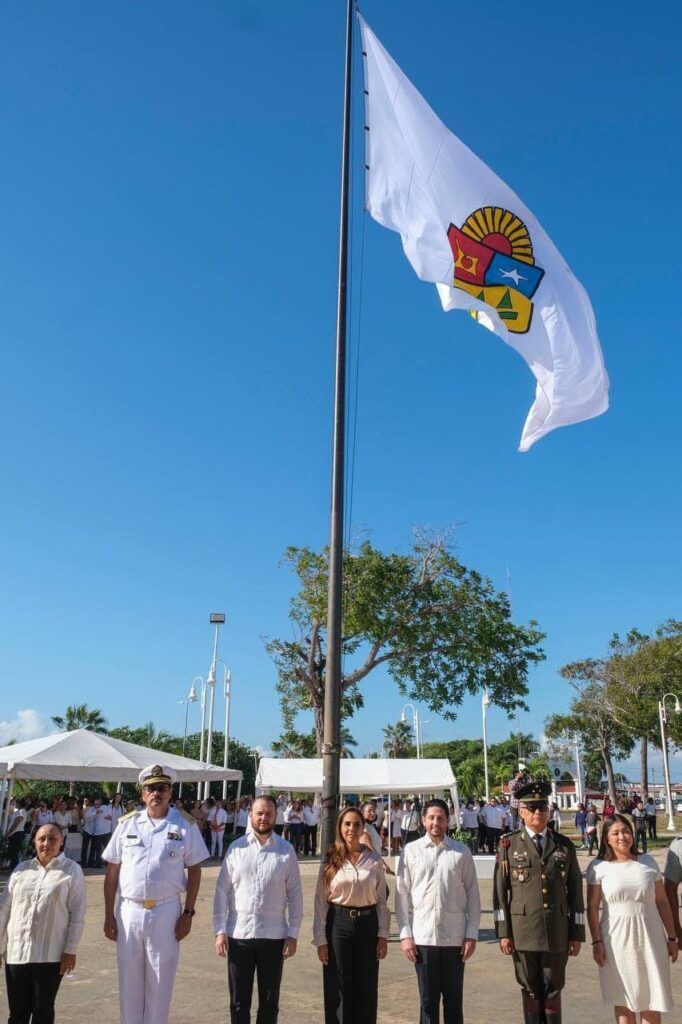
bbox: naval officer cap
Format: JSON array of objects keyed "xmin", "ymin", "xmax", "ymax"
[
  {"xmin": 516, "ymin": 777, "xmax": 552, "ymax": 804},
  {"xmin": 138, "ymin": 764, "xmax": 177, "ymax": 788}
]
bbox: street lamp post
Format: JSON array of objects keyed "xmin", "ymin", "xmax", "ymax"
[
  {"xmin": 401, "ymin": 704, "xmax": 421, "ymax": 759},
  {"xmin": 178, "ymin": 679, "xmax": 200, "ymax": 798},
  {"xmin": 203, "ymin": 613, "xmax": 226, "ymax": 800},
  {"xmin": 482, "ymin": 689, "xmax": 491, "ymax": 803},
  {"xmin": 658, "ymin": 692, "xmax": 681, "ymax": 832},
  {"xmin": 221, "ymin": 665, "xmax": 232, "ymax": 801}
]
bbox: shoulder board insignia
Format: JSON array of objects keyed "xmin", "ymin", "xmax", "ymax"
[{"xmin": 119, "ymin": 810, "xmax": 137, "ymax": 823}]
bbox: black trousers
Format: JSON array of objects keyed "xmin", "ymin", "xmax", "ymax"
[
  {"xmin": 303, "ymin": 824, "xmax": 318, "ymax": 856},
  {"xmin": 414, "ymin": 945, "xmax": 465, "ymax": 1024},
  {"xmin": 80, "ymin": 831, "xmax": 92, "ymax": 867},
  {"xmin": 512, "ymin": 951, "xmax": 567, "ymax": 998},
  {"xmin": 5, "ymin": 962, "xmax": 63, "ymax": 1024},
  {"xmin": 88, "ymin": 833, "xmax": 109, "ymax": 868},
  {"xmin": 8, "ymin": 832, "xmax": 24, "ymax": 869},
  {"xmin": 323, "ymin": 905, "xmax": 378, "ymax": 1024},
  {"xmin": 227, "ymin": 937, "xmax": 284, "ymax": 1024},
  {"xmin": 634, "ymin": 826, "xmax": 648, "ymax": 853},
  {"xmin": 647, "ymin": 815, "xmax": 657, "ymax": 839}
]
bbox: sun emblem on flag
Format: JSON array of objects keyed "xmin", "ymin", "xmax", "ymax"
[{"xmin": 447, "ymin": 207, "xmax": 544, "ymax": 334}]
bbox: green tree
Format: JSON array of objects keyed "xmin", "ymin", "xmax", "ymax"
[
  {"xmin": 108, "ymin": 723, "xmax": 179, "ymax": 753},
  {"xmin": 382, "ymin": 720, "xmax": 416, "ymax": 758},
  {"xmin": 605, "ymin": 621, "xmax": 682, "ymax": 796},
  {"xmin": 51, "ymin": 704, "xmax": 108, "ymax": 733},
  {"xmin": 266, "ymin": 532, "xmax": 545, "ymax": 753},
  {"xmin": 545, "ymin": 674, "xmax": 634, "ymax": 805}
]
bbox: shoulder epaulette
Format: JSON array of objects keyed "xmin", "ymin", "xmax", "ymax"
[{"xmin": 118, "ymin": 810, "xmax": 137, "ymax": 824}]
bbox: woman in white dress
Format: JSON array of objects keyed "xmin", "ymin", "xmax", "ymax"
[{"xmin": 587, "ymin": 813, "xmax": 678, "ymax": 1024}]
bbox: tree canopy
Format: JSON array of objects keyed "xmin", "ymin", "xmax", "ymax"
[{"xmin": 266, "ymin": 532, "xmax": 545, "ymax": 751}]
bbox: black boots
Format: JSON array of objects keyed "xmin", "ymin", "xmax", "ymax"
[
  {"xmin": 521, "ymin": 992, "xmax": 543, "ymax": 1024},
  {"xmin": 544, "ymin": 991, "xmax": 562, "ymax": 1024}
]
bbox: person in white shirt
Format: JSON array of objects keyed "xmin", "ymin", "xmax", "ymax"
[
  {"xmin": 33, "ymin": 802, "xmax": 54, "ymax": 830},
  {"xmin": 274, "ymin": 797, "xmax": 286, "ymax": 837},
  {"xmin": 110, "ymin": 793, "xmax": 125, "ymax": 830},
  {"xmin": 482, "ymin": 798, "xmax": 505, "ymax": 853},
  {"xmin": 401, "ymin": 801, "xmax": 421, "ymax": 847},
  {"xmin": 102, "ymin": 765, "xmax": 209, "ymax": 1024},
  {"xmin": 235, "ymin": 798, "xmax": 250, "ymax": 837},
  {"xmin": 397, "ymin": 799, "xmax": 480, "ymax": 1024},
  {"xmin": 86, "ymin": 797, "xmax": 113, "ymax": 869},
  {"xmin": 213, "ymin": 795, "xmax": 303, "ymax": 1024},
  {"xmin": 53, "ymin": 800, "xmax": 73, "ymax": 837},
  {"xmin": 302, "ymin": 798, "xmax": 320, "ymax": 856},
  {"xmin": 0, "ymin": 822, "xmax": 86, "ymax": 1024},
  {"xmin": 6, "ymin": 801, "xmax": 27, "ymax": 869},
  {"xmin": 460, "ymin": 802, "xmax": 480, "ymax": 853},
  {"xmin": 208, "ymin": 798, "xmax": 228, "ymax": 859}
]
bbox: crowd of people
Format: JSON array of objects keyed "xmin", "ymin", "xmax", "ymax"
[{"xmin": 0, "ymin": 769, "xmax": 680, "ymax": 1024}]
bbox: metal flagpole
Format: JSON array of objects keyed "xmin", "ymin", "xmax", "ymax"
[{"xmin": 321, "ymin": 0, "xmax": 354, "ymax": 861}]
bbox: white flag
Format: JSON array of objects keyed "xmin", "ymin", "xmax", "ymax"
[{"xmin": 359, "ymin": 16, "xmax": 609, "ymax": 451}]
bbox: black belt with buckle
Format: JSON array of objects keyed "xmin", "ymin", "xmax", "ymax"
[{"xmin": 331, "ymin": 904, "xmax": 376, "ymax": 919}]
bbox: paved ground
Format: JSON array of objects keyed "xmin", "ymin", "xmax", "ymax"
[{"xmin": 1, "ymin": 848, "xmax": 680, "ymax": 1023}]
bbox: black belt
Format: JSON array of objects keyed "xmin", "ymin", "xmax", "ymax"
[{"xmin": 329, "ymin": 904, "xmax": 376, "ymax": 919}]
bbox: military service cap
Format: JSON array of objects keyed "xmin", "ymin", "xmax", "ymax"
[
  {"xmin": 515, "ymin": 777, "xmax": 551, "ymax": 804},
  {"xmin": 138, "ymin": 764, "xmax": 177, "ymax": 787}
]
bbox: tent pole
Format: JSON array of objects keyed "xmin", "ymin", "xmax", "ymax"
[{"xmin": 2, "ymin": 774, "xmax": 15, "ymax": 834}]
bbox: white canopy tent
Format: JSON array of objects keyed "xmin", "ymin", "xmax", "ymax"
[
  {"xmin": 256, "ymin": 757, "xmax": 459, "ymax": 809},
  {"xmin": 0, "ymin": 729, "xmax": 242, "ymax": 832}
]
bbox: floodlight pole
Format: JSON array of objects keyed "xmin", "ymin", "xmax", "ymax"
[{"xmin": 321, "ymin": 0, "xmax": 353, "ymax": 862}]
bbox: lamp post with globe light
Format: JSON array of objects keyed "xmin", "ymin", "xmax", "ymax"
[
  {"xmin": 400, "ymin": 704, "xmax": 421, "ymax": 759},
  {"xmin": 659, "ymin": 692, "xmax": 681, "ymax": 831},
  {"xmin": 178, "ymin": 678, "xmax": 200, "ymax": 798}
]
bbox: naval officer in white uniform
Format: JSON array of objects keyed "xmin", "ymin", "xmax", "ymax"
[{"xmin": 102, "ymin": 765, "xmax": 209, "ymax": 1024}]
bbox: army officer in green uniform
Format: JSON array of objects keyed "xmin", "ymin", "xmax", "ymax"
[{"xmin": 493, "ymin": 778, "xmax": 585, "ymax": 1024}]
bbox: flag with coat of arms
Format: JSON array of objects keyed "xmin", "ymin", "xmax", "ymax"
[{"xmin": 359, "ymin": 15, "xmax": 609, "ymax": 452}]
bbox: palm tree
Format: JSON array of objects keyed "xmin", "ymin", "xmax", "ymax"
[
  {"xmin": 340, "ymin": 726, "xmax": 358, "ymax": 759},
  {"xmin": 382, "ymin": 720, "xmax": 415, "ymax": 758},
  {"xmin": 138, "ymin": 721, "xmax": 174, "ymax": 750},
  {"xmin": 51, "ymin": 704, "xmax": 108, "ymax": 733}
]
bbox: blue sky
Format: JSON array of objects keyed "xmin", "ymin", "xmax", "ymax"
[{"xmin": 0, "ymin": 2, "xmax": 680, "ymax": 779}]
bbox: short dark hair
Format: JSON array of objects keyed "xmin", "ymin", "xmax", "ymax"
[
  {"xmin": 252, "ymin": 794, "xmax": 277, "ymax": 812},
  {"xmin": 422, "ymin": 798, "xmax": 449, "ymax": 818}
]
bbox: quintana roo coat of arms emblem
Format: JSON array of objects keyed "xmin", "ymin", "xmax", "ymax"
[{"xmin": 447, "ymin": 206, "xmax": 544, "ymax": 334}]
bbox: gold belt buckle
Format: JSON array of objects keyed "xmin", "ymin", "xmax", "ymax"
[{"xmin": 143, "ymin": 898, "xmax": 157, "ymax": 909}]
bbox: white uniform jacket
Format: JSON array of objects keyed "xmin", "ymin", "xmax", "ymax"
[{"xmin": 102, "ymin": 807, "xmax": 209, "ymax": 901}]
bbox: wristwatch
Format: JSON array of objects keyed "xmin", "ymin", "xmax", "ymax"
[{"xmin": 183, "ymin": 908, "xmax": 196, "ymax": 917}]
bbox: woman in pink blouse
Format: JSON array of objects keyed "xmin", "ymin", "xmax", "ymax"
[{"xmin": 313, "ymin": 807, "xmax": 389, "ymax": 1024}]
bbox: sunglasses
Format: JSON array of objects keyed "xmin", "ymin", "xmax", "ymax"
[
  {"xmin": 145, "ymin": 784, "xmax": 170, "ymax": 793},
  {"xmin": 522, "ymin": 802, "xmax": 549, "ymax": 811}
]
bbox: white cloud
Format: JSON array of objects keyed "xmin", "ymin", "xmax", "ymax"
[{"xmin": 0, "ymin": 709, "xmax": 51, "ymax": 746}]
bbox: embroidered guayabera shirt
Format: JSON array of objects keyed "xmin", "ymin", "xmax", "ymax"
[
  {"xmin": 213, "ymin": 830, "xmax": 303, "ymax": 940},
  {"xmin": 0, "ymin": 854, "xmax": 86, "ymax": 964},
  {"xmin": 396, "ymin": 835, "xmax": 481, "ymax": 947}
]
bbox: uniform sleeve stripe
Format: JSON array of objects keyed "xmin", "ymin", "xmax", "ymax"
[
  {"xmin": 574, "ymin": 912, "xmax": 585, "ymax": 924},
  {"xmin": 494, "ymin": 909, "xmax": 506, "ymax": 921}
]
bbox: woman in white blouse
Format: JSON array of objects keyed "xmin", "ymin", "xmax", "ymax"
[
  {"xmin": 313, "ymin": 807, "xmax": 389, "ymax": 1024},
  {"xmin": 0, "ymin": 822, "xmax": 86, "ymax": 1024}
]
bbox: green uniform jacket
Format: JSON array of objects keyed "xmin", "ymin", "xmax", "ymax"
[{"xmin": 493, "ymin": 828, "xmax": 585, "ymax": 952}]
